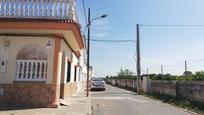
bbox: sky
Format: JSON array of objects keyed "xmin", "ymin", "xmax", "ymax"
[{"xmin": 76, "ymin": 0, "xmax": 204, "ymax": 77}]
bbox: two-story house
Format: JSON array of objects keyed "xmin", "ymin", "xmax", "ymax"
[{"xmin": 0, "ymin": 0, "xmax": 87, "ymax": 108}]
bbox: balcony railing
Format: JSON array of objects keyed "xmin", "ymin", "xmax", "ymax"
[
  {"xmin": 15, "ymin": 60, "xmax": 48, "ymax": 82},
  {"xmin": 0, "ymin": 0, "xmax": 78, "ymax": 22}
]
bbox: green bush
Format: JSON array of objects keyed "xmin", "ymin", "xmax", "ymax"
[
  {"xmin": 149, "ymin": 72, "xmax": 204, "ymax": 81},
  {"xmin": 107, "ymin": 70, "xmax": 204, "ymax": 81}
]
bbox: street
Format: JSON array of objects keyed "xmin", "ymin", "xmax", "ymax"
[{"xmin": 91, "ymin": 85, "xmax": 194, "ymax": 115}]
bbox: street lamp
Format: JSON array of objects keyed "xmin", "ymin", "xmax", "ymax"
[{"xmin": 86, "ymin": 8, "xmax": 108, "ymax": 97}]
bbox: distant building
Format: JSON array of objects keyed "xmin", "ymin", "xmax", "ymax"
[
  {"xmin": 183, "ymin": 71, "xmax": 192, "ymax": 76},
  {"xmin": 0, "ymin": 0, "xmax": 87, "ymax": 108}
]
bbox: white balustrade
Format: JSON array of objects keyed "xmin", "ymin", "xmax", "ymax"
[
  {"xmin": 15, "ymin": 60, "xmax": 48, "ymax": 82},
  {"xmin": 0, "ymin": 0, "xmax": 78, "ymax": 22}
]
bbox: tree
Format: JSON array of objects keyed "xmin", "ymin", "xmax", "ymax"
[{"xmin": 117, "ymin": 68, "xmax": 135, "ymax": 79}]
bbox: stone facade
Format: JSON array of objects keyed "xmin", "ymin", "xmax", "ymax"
[{"xmin": 0, "ymin": 83, "xmax": 53, "ymax": 107}]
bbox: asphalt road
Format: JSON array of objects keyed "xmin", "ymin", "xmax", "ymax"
[{"xmin": 91, "ymin": 85, "xmax": 195, "ymax": 115}]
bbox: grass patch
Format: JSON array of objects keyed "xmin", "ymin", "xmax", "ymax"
[{"xmin": 143, "ymin": 93, "xmax": 204, "ymax": 115}]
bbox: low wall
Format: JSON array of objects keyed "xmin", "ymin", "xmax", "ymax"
[
  {"xmin": 70, "ymin": 82, "xmax": 77, "ymax": 96},
  {"xmin": 107, "ymin": 79, "xmax": 143, "ymax": 91},
  {"xmin": 60, "ymin": 82, "xmax": 78, "ymax": 100},
  {"xmin": 107, "ymin": 78, "xmax": 204, "ymax": 102},
  {"xmin": 151, "ymin": 80, "xmax": 176, "ymax": 97},
  {"xmin": 176, "ymin": 81, "xmax": 204, "ymax": 102},
  {"xmin": 0, "ymin": 83, "xmax": 53, "ymax": 107}
]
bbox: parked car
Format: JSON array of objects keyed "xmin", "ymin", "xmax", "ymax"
[{"xmin": 90, "ymin": 78, "xmax": 105, "ymax": 91}]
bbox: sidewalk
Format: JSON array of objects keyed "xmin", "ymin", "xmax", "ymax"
[{"xmin": 0, "ymin": 90, "xmax": 92, "ymax": 115}]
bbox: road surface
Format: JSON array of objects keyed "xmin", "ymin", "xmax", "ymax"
[{"xmin": 91, "ymin": 85, "xmax": 195, "ymax": 115}]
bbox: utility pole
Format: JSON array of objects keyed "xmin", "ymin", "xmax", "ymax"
[
  {"xmin": 161, "ymin": 65, "xmax": 164, "ymax": 74},
  {"xmin": 86, "ymin": 8, "xmax": 90, "ymax": 97},
  {"xmin": 185, "ymin": 60, "xmax": 187, "ymax": 72},
  {"xmin": 146, "ymin": 68, "xmax": 149, "ymax": 74},
  {"xmin": 136, "ymin": 24, "xmax": 141, "ymax": 93}
]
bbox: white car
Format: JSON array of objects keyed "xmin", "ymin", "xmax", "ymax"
[{"xmin": 90, "ymin": 78, "xmax": 105, "ymax": 91}]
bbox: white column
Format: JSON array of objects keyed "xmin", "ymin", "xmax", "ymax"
[
  {"xmin": 34, "ymin": 62, "xmax": 38, "ymax": 80},
  {"xmin": 28, "ymin": 1, "xmax": 31, "ymax": 16},
  {"xmin": 0, "ymin": 0, "xmax": 2, "ymax": 15},
  {"xmin": 45, "ymin": 0, "xmax": 49, "ymax": 16},
  {"xmin": 32, "ymin": 0, "xmax": 35, "ymax": 16},
  {"xmin": 3, "ymin": 0, "xmax": 6, "ymax": 16},
  {"xmin": 37, "ymin": 0, "xmax": 40, "ymax": 16},
  {"xmin": 25, "ymin": 0, "xmax": 28, "ymax": 16},
  {"xmin": 30, "ymin": 61, "xmax": 34, "ymax": 79},
  {"xmin": 41, "ymin": 0, "xmax": 44, "ymax": 16},
  {"xmin": 50, "ymin": 0, "xmax": 52, "ymax": 17},
  {"xmin": 16, "ymin": 61, "xmax": 21, "ymax": 80},
  {"xmin": 12, "ymin": 0, "xmax": 15, "ymax": 16},
  {"xmin": 6, "ymin": 0, "xmax": 9, "ymax": 16},
  {"xmin": 20, "ymin": 0, "xmax": 23, "ymax": 16},
  {"xmin": 55, "ymin": 1, "xmax": 58, "ymax": 17},
  {"xmin": 33, "ymin": 0, "xmax": 36, "ymax": 16},
  {"xmin": 44, "ymin": 62, "xmax": 47, "ymax": 79},
  {"xmin": 68, "ymin": 0, "xmax": 75, "ymax": 20},
  {"xmin": 59, "ymin": 1, "xmax": 63, "ymax": 17},
  {"xmin": 64, "ymin": 1, "xmax": 68, "ymax": 18},
  {"xmin": 25, "ymin": 62, "xmax": 29, "ymax": 80},
  {"xmin": 21, "ymin": 61, "xmax": 25, "ymax": 80},
  {"xmin": 17, "ymin": 0, "xmax": 20, "ymax": 16},
  {"xmin": 38, "ymin": 62, "xmax": 42, "ymax": 80},
  {"xmin": 45, "ymin": 0, "xmax": 48, "ymax": 17},
  {"xmin": 8, "ymin": 0, "xmax": 12, "ymax": 16}
]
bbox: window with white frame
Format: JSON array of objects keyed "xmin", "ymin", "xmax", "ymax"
[{"xmin": 15, "ymin": 44, "xmax": 48, "ymax": 82}]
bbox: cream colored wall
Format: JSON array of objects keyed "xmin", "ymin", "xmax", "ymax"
[
  {"xmin": 60, "ymin": 39, "xmax": 79, "ymax": 83},
  {"xmin": 71, "ymin": 54, "xmax": 78, "ymax": 82},
  {"xmin": 60, "ymin": 39, "xmax": 72, "ymax": 83},
  {"xmin": 0, "ymin": 36, "xmax": 55, "ymax": 84}
]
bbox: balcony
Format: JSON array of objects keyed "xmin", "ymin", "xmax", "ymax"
[
  {"xmin": 0, "ymin": 0, "xmax": 78, "ymax": 22},
  {"xmin": 15, "ymin": 60, "xmax": 48, "ymax": 82}
]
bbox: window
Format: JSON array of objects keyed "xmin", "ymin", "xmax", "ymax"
[
  {"xmin": 74, "ymin": 66, "xmax": 77, "ymax": 82},
  {"xmin": 15, "ymin": 44, "xmax": 48, "ymax": 82},
  {"xmin": 66, "ymin": 62, "xmax": 71, "ymax": 82}
]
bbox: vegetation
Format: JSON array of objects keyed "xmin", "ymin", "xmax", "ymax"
[
  {"xmin": 106, "ymin": 68, "xmax": 136, "ymax": 79},
  {"xmin": 143, "ymin": 93, "xmax": 204, "ymax": 114},
  {"xmin": 106, "ymin": 69, "xmax": 204, "ymax": 81},
  {"xmin": 149, "ymin": 71, "xmax": 204, "ymax": 81}
]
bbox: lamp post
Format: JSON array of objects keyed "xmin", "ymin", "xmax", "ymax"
[{"xmin": 86, "ymin": 8, "xmax": 108, "ymax": 97}]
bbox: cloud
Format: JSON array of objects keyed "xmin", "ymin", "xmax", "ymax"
[
  {"xmin": 91, "ymin": 32, "xmax": 108, "ymax": 38},
  {"xmin": 90, "ymin": 19, "xmax": 111, "ymax": 38}
]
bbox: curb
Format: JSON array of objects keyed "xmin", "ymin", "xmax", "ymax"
[{"xmin": 87, "ymin": 92, "xmax": 93, "ymax": 115}]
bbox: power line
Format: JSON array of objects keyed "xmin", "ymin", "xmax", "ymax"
[
  {"xmin": 188, "ymin": 59, "xmax": 204, "ymax": 62},
  {"xmin": 82, "ymin": 0, "xmax": 87, "ymax": 25},
  {"xmin": 140, "ymin": 24, "xmax": 204, "ymax": 27},
  {"xmin": 89, "ymin": 39, "xmax": 136, "ymax": 43},
  {"xmin": 163, "ymin": 61, "xmax": 184, "ymax": 67}
]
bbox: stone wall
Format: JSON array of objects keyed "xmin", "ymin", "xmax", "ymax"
[
  {"xmin": 0, "ymin": 83, "xmax": 53, "ymax": 108},
  {"xmin": 151, "ymin": 80, "xmax": 177, "ymax": 97},
  {"xmin": 107, "ymin": 79, "xmax": 142, "ymax": 91},
  {"xmin": 176, "ymin": 81, "xmax": 204, "ymax": 102},
  {"xmin": 107, "ymin": 79, "xmax": 204, "ymax": 102}
]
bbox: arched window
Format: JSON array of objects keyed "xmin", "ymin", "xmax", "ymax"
[{"xmin": 15, "ymin": 44, "xmax": 48, "ymax": 82}]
